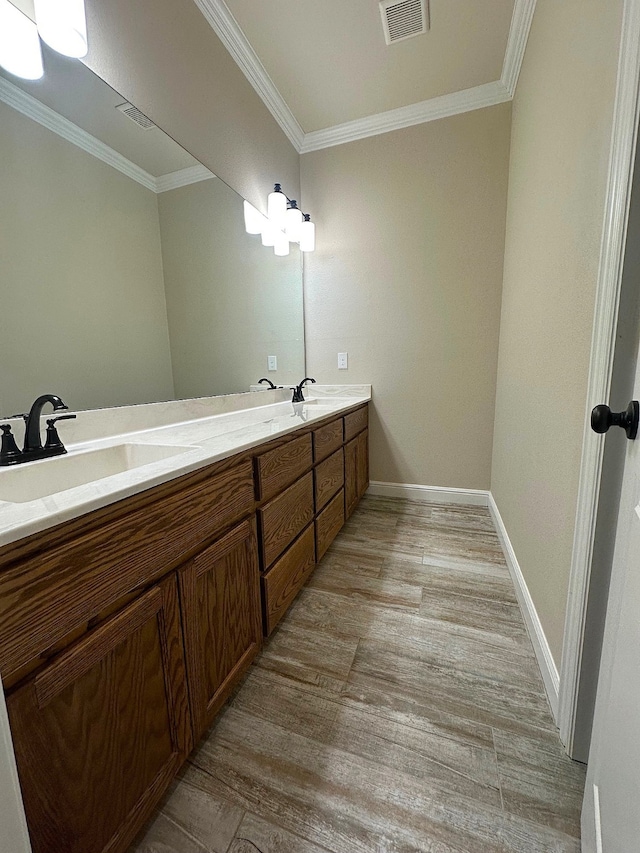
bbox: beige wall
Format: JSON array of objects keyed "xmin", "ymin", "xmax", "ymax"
[
  {"xmin": 0, "ymin": 100, "xmax": 174, "ymax": 416},
  {"xmin": 158, "ymin": 179, "xmax": 304, "ymax": 397},
  {"xmin": 82, "ymin": 0, "xmax": 300, "ymax": 212},
  {"xmin": 491, "ymin": 0, "xmax": 624, "ymax": 664},
  {"xmin": 301, "ymin": 104, "xmax": 511, "ymax": 488}
]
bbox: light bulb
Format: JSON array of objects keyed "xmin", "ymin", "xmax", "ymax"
[
  {"xmin": 274, "ymin": 230, "xmax": 290, "ymax": 256},
  {"xmin": 34, "ymin": 0, "xmax": 88, "ymax": 59},
  {"xmin": 299, "ymin": 217, "xmax": 315, "ymax": 252},
  {"xmin": 243, "ymin": 200, "xmax": 264, "ymax": 235},
  {"xmin": 285, "ymin": 201, "xmax": 303, "ymax": 243},
  {"xmin": 267, "ymin": 184, "xmax": 287, "ymax": 231},
  {"xmin": 0, "ymin": 0, "xmax": 44, "ymax": 80}
]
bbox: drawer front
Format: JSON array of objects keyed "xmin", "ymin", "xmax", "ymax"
[
  {"xmin": 262, "ymin": 525, "xmax": 316, "ymax": 636},
  {"xmin": 312, "ymin": 418, "xmax": 343, "ymax": 463},
  {"xmin": 344, "ymin": 406, "xmax": 368, "ymax": 442},
  {"xmin": 255, "ymin": 434, "xmax": 313, "ymax": 503},
  {"xmin": 314, "ymin": 448, "xmax": 345, "ymax": 511},
  {"xmin": 259, "ymin": 473, "xmax": 314, "ymax": 568},
  {"xmin": 0, "ymin": 460, "xmax": 255, "ymax": 683},
  {"xmin": 316, "ymin": 489, "xmax": 345, "ymax": 561}
]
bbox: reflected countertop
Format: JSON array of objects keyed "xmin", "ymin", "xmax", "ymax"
[{"xmin": 0, "ymin": 385, "xmax": 371, "ymax": 548}]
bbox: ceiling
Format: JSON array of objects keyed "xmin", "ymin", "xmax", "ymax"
[{"xmin": 194, "ymin": 0, "xmax": 534, "ymax": 152}]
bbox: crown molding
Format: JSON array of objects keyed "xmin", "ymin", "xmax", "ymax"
[
  {"xmin": 300, "ymin": 81, "xmax": 511, "ymax": 153},
  {"xmin": 0, "ymin": 76, "xmax": 157, "ymax": 190},
  {"xmin": 501, "ymin": 0, "xmax": 537, "ymax": 97},
  {"xmin": 0, "ymin": 76, "xmax": 216, "ymax": 193},
  {"xmin": 155, "ymin": 164, "xmax": 215, "ymax": 192},
  {"xmin": 194, "ymin": 0, "xmax": 536, "ymax": 154},
  {"xmin": 192, "ymin": 0, "xmax": 305, "ymax": 151}
]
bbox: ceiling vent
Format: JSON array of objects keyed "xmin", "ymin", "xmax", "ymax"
[
  {"xmin": 115, "ymin": 102, "xmax": 157, "ymax": 130},
  {"xmin": 379, "ymin": 0, "xmax": 429, "ymax": 45}
]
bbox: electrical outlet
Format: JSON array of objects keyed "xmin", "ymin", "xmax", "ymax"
[
  {"xmin": 267, "ymin": 355, "xmax": 277, "ymax": 371},
  {"xmin": 338, "ymin": 352, "xmax": 348, "ymax": 370}
]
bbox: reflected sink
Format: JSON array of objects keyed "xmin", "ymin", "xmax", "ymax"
[{"xmin": 0, "ymin": 443, "xmax": 198, "ymax": 503}]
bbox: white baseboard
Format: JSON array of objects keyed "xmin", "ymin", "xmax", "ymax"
[
  {"xmin": 367, "ymin": 481, "xmax": 490, "ymax": 506},
  {"xmin": 488, "ymin": 494, "xmax": 560, "ymax": 721}
]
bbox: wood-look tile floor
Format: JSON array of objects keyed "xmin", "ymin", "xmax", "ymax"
[{"xmin": 130, "ymin": 496, "xmax": 586, "ymax": 853}]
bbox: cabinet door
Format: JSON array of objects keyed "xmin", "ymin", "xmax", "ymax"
[
  {"xmin": 6, "ymin": 576, "xmax": 191, "ymax": 853},
  {"xmin": 345, "ymin": 437, "xmax": 359, "ymax": 519},
  {"xmin": 179, "ymin": 518, "xmax": 262, "ymax": 740},
  {"xmin": 356, "ymin": 428, "xmax": 369, "ymax": 499}
]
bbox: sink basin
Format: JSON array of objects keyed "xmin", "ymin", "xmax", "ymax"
[{"xmin": 0, "ymin": 443, "xmax": 198, "ymax": 503}]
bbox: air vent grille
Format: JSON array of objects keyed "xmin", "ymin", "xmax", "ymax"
[
  {"xmin": 115, "ymin": 102, "xmax": 157, "ymax": 130},
  {"xmin": 379, "ymin": 0, "xmax": 429, "ymax": 45}
]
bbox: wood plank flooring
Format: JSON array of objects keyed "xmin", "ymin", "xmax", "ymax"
[{"xmin": 129, "ymin": 495, "xmax": 586, "ymax": 853}]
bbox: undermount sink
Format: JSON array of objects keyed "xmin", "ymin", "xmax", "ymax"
[{"xmin": 0, "ymin": 443, "xmax": 198, "ymax": 504}]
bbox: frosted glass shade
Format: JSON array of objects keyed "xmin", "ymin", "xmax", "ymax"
[
  {"xmin": 34, "ymin": 0, "xmax": 88, "ymax": 58},
  {"xmin": 285, "ymin": 205, "xmax": 303, "ymax": 243},
  {"xmin": 0, "ymin": 0, "xmax": 43, "ymax": 79},
  {"xmin": 243, "ymin": 200, "xmax": 264, "ymax": 235},
  {"xmin": 267, "ymin": 187, "xmax": 287, "ymax": 231},
  {"xmin": 273, "ymin": 230, "xmax": 290, "ymax": 256},
  {"xmin": 299, "ymin": 219, "xmax": 315, "ymax": 252},
  {"xmin": 261, "ymin": 218, "xmax": 277, "ymax": 247}
]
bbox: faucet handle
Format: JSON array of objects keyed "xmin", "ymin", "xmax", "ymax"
[
  {"xmin": 9, "ymin": 413, "xmax": 28, "ymax": 421},
  {"xmin": 44, "ymin": 414, "xmax": 76, "ymax": 451},
  {"xmin": 0, "ymin": 424, "xmax": 23, "ymax": 465}
]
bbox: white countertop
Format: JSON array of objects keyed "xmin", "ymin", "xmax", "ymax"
[{"xmin": 0, "ymin": 386, "xmax": 371, "ymax": 549}]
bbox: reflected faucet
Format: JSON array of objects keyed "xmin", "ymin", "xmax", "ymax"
[
  {"xmin": 258, "ymin": 378, "xmax": 277, "ymax": 389},
  {"xmin": 291, "ymin": 377, "xmax": 316, "ymax": 403}
]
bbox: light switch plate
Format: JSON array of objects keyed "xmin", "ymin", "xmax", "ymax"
[
  {"xmin": 338, "ymin": 352, "xmax": 348, "ymax": 370},
  {"xmin": 268, "ymin": 355, "xmax": 277, "ymax": 371}
]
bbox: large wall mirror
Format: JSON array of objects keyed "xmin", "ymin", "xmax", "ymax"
[{"xmin": 0, "ymin": 45, "xmax": 305, "ymax": 418}]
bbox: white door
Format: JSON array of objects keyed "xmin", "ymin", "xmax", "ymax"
[{"xmin": 582, "ymin": 360, "xmax": 640, "ymax": 848}]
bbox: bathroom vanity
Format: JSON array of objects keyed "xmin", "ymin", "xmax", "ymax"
[{"xmin": 0, "ymin": 388, "xmax": 369, "ymax": 853}]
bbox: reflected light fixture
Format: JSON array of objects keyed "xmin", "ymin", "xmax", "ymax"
[
  {"xmin": 34, "ymin": 0, "xmax": 88, "ymax": 58},
  {"xmin": 0, "ymin": 0, "xmax": 44, "ymax": 80},
  {"xmin": 244, "ymin": 183, "xmax": 315, "ymax": 255}
]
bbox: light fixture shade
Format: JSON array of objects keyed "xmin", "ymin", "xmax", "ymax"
[
  {"xmin": 299, "ymin": 217, "xmax": 315, "ymax": 252},
  {"xmin": 261, "ymin": 218, "xmax": 277, "ymax": 247},
  {"xmin": 285, "ymin": 203, "xmax": 303, "ymax": 243},
  {"xmin": 34, "ymin": 0, "xmax": 88, "ymax": 58},
  {"xmin": 0, "ymin": 0, "xmax": 44, "ymax": 80},
  {"xmin": 267, "ymin": 184, "xmax": 287, "ymax": 231},
  {"xmin": 273, "ymin": 229, "xmax": 290, "ymax": 256},
  {"xmin": 243, "ymin": 200, "xmax": 265, "ymax": 235}
]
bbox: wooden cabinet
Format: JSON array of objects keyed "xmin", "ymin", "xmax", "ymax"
[
  {"xmin": 312, "ymin": 418, "xmax": 343, "ymax": 463},
  {"xmin": 316, "ymin": 489, "xmax": 345, "ymax": 560},
  {"xmin": 6, "ymin": 575, "xmax": 191, "ymax": 853},
  {"xmin": 261, "ymin": 524, "xmax": 315, "ymax": 635},
  {"xmin": 345, "ymin": 424, "xmax": 369, "ymax": 519},
  {"xmin": 314, "ymin": 447, "xmax": 344, "ymax": 511},
  {"xmin": 255, "ymin": 434, "xmax": 312, "ymax": 502},
  {"xmin": 258, "ymin": 472, "xmax": 314, "ymax": 568},
  {"xmin": 179, "ymin": 519, "xmax": 261, "ymax": 739}
]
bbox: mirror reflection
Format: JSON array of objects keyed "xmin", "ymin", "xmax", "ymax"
[{"xmin": 0, "ymin": 47, "xmax": 305, "ymax": 417}]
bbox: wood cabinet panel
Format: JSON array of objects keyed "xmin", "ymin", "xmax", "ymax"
[
  {"xmin": 316, "ymin": 489, "xmax": 345, "ymax": 561},
  {"xmin": 255, "ymin": 434, "xmax": 312, "ymax": 502},
  {"xmin": 7, "ymin": 575, "xmax": 191, "ymax": 853},
  {"xmin": 0, "ymin": 461, "xmax": 254, "ymax": 684},
  {"xmin": 312, "ymin": 418, "xmax": 343, "ymax": 463},
  {"xmin": 259, "ymin": 473, "xmax": 314, "ymax": 568},
  {"xmin": 314, "ymin": 448, "xmax": 345, "ymax": 512},
  {"xmin": 179, "ymin": 519, "xmax": 261, "ymax": 740},
  {"xmin": 357, "ymin": 429, "xmax": 369, "ymax": 500},
  {"xmin": 344, "ymin": 406, "xmax": 368, "ymax": 442},
  {"xmin": 262, "ymin": 525, "xmax": 316, "ymax": 636},
  {"xmin": 345, "ymin": 437, "xmax": 359, "ymax": 519}
]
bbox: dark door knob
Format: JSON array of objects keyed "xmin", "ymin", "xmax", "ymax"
[{"xmin": 591, "ymin": 401, "xmax": 639, "ymax": 440}]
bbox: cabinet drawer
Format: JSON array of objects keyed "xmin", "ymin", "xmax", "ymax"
[
  {"xmin": 0, "ymin": 460, "xmax": 255, "ymax": 683},
  {"xmin": 255, "ymin": 434, "xmax": 313, "ymax": 503},
  {"xmin": 316, "ymin": 489, "xmax": 345, "ymax": 561},
  {"xmin": 259, "ymin": 473, "xmax": 314, "ymax": 568},
  {"xmin": 344, "ymin": 405, "xmax": 368, "ymax": 442},
  {"xmin": 262, "ymin": 525, "xmax": 315, "ymax": 636},
  {"xmin": 314, "ymin": 448, "xmax": 344, "ymax": 511},
  {"xmin": 313, "ymin": 418, "xmax": 343, "ymax": 463}
]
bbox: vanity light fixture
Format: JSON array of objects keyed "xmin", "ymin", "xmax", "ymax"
[
  {"xmin": 0, "ymin": 0, "xmax": 44, "ymax": 80},
  {"xmin": 244, "ymin": 183, "xmax": 315, "ymax": 255},
  {"xmin": 34, "ymin": 0, "xmax": 88, "ymax": 58}
]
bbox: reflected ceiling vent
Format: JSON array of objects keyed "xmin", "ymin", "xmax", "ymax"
[
  {"xmin": 379, "ymin": 0, "xmax": 429, "ymax": 45},
  {"xmin": 115, "ymin": 102, "xmax": 157, "ymax": 130}
]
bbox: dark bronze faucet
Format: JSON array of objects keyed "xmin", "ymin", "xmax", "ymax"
[
  {"xmin": 0, "ymin": 394, "xmax": 76, "ymax": 466},
  {"xmin": 291, "ymin": 377, "xmax": 316, "ymax": 403},
  {"xmin": 258, "ymin": 377, "xmax": 277, "ymax": 389}
]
